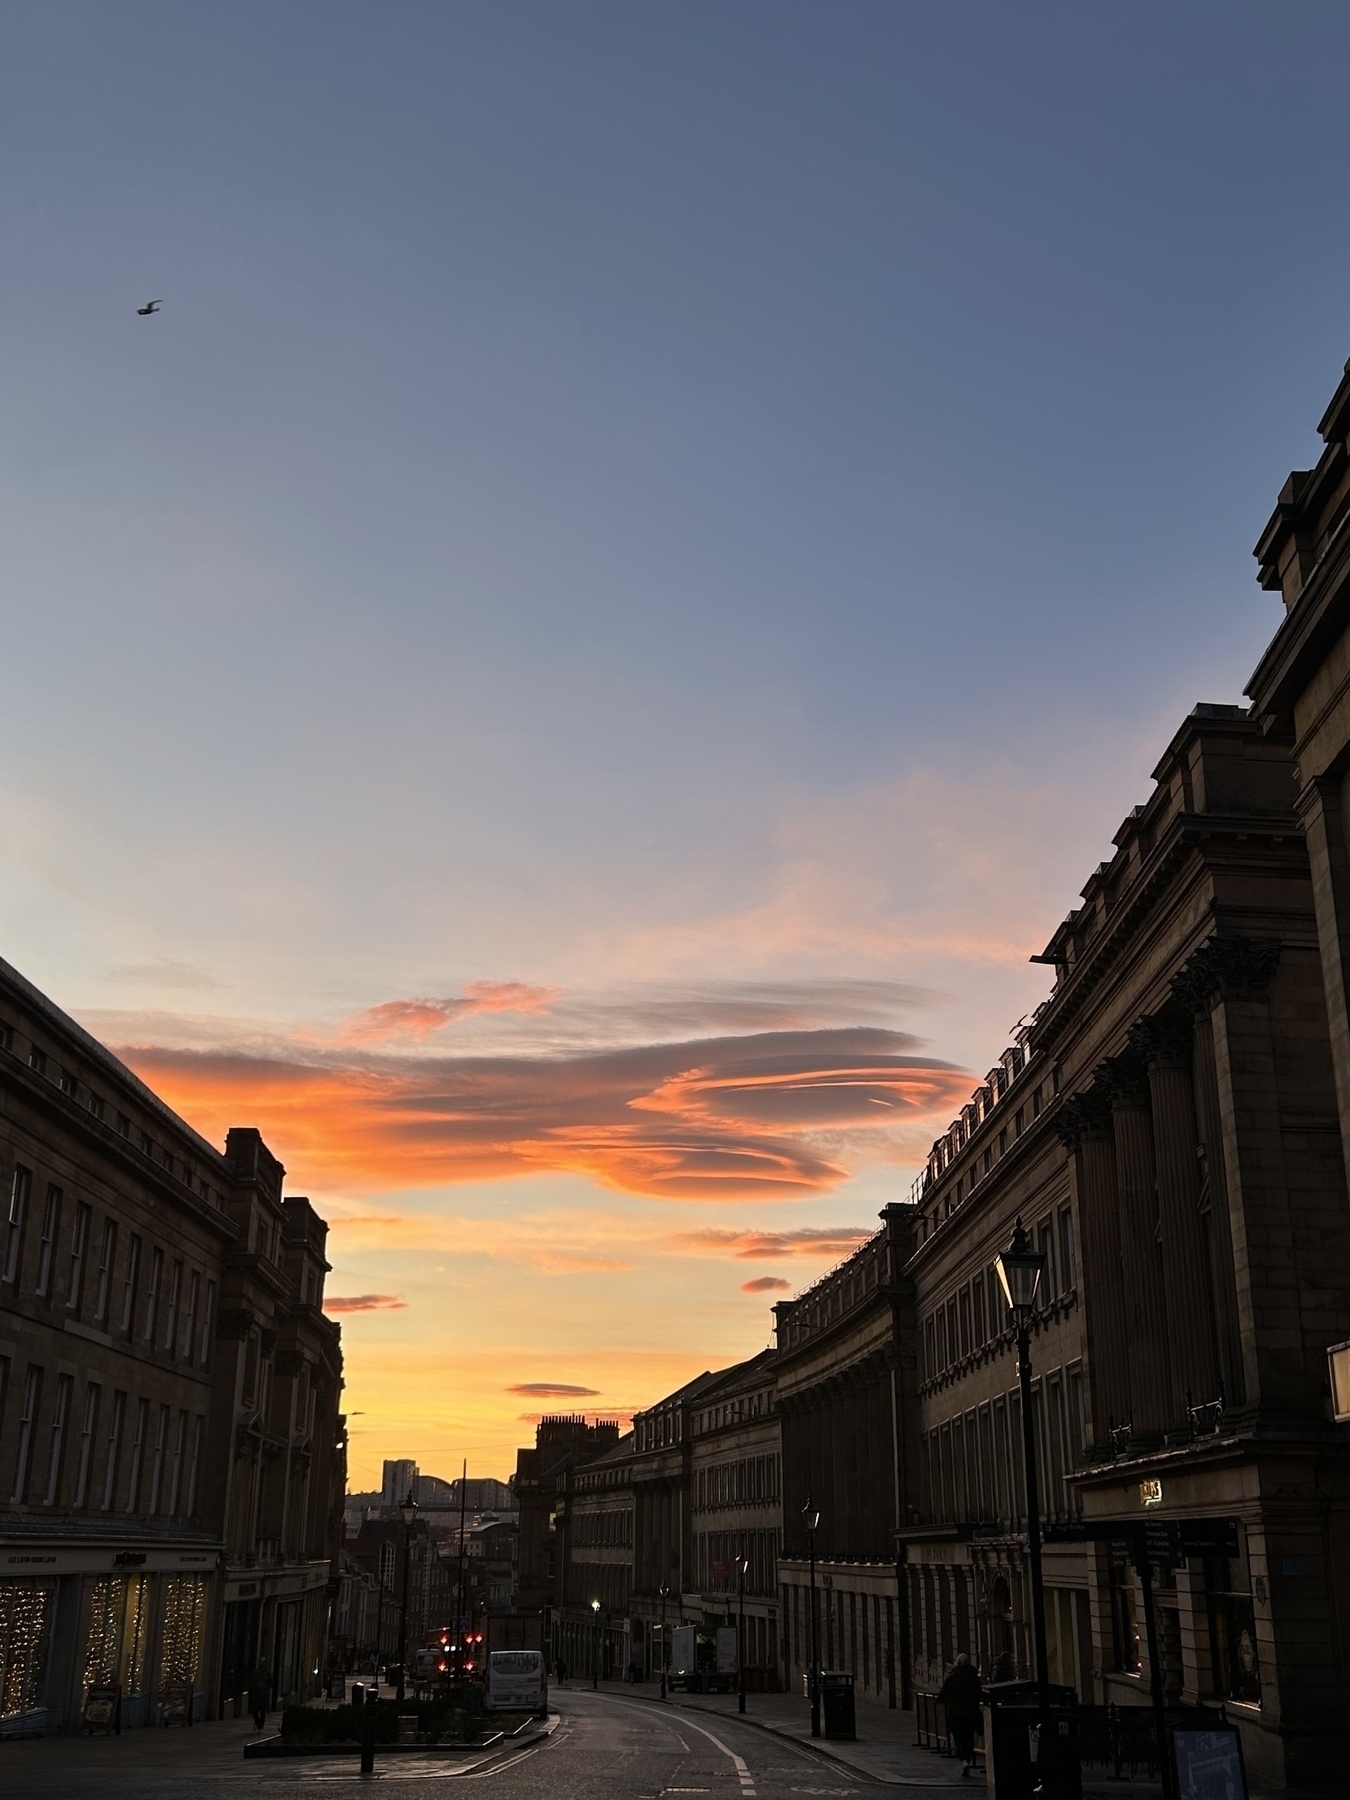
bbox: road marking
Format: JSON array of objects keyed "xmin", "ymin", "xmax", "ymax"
[{"xmin": 673, "ymin": 1714, "xmax": 757, "ymax": 1797}]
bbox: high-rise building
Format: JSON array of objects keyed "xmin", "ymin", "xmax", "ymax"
[{"xmin": 381, "ymin": 1458, "xmax": 419, "ymax": 1508}]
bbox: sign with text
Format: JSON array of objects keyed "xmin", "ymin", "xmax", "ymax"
[{"xmin": 1173, "ymin": 1725, "xmax": 1248, "ymax": 1800}]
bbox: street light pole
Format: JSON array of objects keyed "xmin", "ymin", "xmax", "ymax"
[
  {"xmin": 802, "ymin": 1499, "xmax": 821, "ymax": 1739},
  {"xmin": 658, "ymin": 1585, "xmax": 670, "ymax": 1701},
  {"xmin": 997, "ymin": 1222, "xmax": 1051, "ymax": 1782},
  {"xmin": 396, "ymin": 1489, "xmax": 419, "ymax": 1704},
  {"xmin": 735, "ymin": 1553, "xmax": 748, "ymax": 1714},
  {"xmin": 591, "ymin": 1598, "xmax": 601, "ymax": 1690}
]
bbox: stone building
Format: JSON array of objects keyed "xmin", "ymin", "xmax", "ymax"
[
  {"xmin": 0, "ymin": 955, "xmax": 343, "ymax": 1732},
  {"xmin": 685, "ymin": 1350, "xmax": 782, "ymax": 1686},
  {"xmin": 511, "ymin": 1414, "xmax": 621, "ymax": 1633},
  {"xmin": 774, "ymin": 1209, "xmax": 914, "ymax": 1710},
  {"xmin": 902, "ymin": 700, "xmax": 1350, "ymax": 1788}
]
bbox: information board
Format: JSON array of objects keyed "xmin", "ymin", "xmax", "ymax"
[{"xmin": 1173, "ymin": 1726, "xmax": 1248, "ymax": 1800}]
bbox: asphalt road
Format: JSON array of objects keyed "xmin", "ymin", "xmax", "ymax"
[{"xmin": 3, "ymin": 1688, "xmax": 871, "ymax": 1800}]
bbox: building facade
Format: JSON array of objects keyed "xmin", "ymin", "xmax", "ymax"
[{"xmin": 0, "ymin": 956, "xmax": 343, "ymax": 1732}]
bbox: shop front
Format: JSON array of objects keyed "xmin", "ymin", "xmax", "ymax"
[{"xmin": 0, "ymin": 1535, "xmax": 219, "ymax": 1733}]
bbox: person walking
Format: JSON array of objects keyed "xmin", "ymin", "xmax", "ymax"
[
  {"xmin": 555, "ymin": 1655, "xmax": 568, "ymax": 1686},
  {"xmin": 247, "ymin": 1662, "xmax": 273, "ymax": 1733},
  {"xmin": 937, "ymin": 1652, "xmax": 983, "ymax": 1777}
]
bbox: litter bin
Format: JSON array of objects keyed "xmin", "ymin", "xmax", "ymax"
[
  {"xmin": 983, "ymin": 1681, "xmax": 1080, "ymax": 1800},
  {"xmin": 820, "ymin": 1670, "xmax": 856, "ymax": 1741}
]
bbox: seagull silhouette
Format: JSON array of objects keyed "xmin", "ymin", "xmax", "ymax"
[{"xmin": 136, "ymin": 299, "xmax": 162, "ymax": 316}]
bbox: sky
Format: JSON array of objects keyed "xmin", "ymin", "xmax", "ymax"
[{"xmin": 3, "ymin": 2, "xmax": 1349, "ymax": 1486}]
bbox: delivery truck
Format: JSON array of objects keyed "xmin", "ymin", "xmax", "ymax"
[{"xmin": 668, "ymin": 1623, "xmax": 738, "ymax": 1693}]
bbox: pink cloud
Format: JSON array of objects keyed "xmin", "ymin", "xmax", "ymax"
[
  {"xmin": 323, "ymin": 1293, "xmax": 407, "ymax": 1313},
  {"xmin": 341, "ymin": 981, "xmax": 562, "ymax": 1044},
  {"xmin": 741, "ymin": 1276, "xmax": 791, "ymax": 1293}
]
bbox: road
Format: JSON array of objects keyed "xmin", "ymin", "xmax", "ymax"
[{"xmin": 4, "ymin": 1688, "xmax": 872, "ymax": 1800}]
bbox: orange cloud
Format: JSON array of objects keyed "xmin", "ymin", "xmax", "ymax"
[
  {"xmin": 117, "ymin": 1027, "xmax": 971, "ymax": 1204},
  {"xmin": 676, "ymin": 1225, "xmax": 876, "ymax": 1259},
  {"xmin": 342, "ymin": 981, "xmax": 562, "ymax": 1044},
  {"xmin": 323, "ymin": 1293, "xmax": 407, "ymax": 1313},
  {"xmin": 741, "ymin": 1276, "xmax": 790, "ymax": 1293}
]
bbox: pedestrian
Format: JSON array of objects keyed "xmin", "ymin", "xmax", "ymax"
[
  {"xmin": 937, "ymin": 1652, "xmax": 983, "ymax": 1778},
  {"xmin": 987, "ymin": 1649, "xmax": 1013, "ymax": 1684},
  {"xmin": 247, "ymin": 1662, "xmax": 273, "ymax": 1733},
  {"xmin": 555, "ymin": 1655, "xmax": 568, "ymax": 1686}
]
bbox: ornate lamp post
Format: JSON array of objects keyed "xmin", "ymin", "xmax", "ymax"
[
  {"xmin": 802, "ymin": 1499, "xmax": 821, "ymax": 1739},
  {"xmin": 658, "ymin": 1584, "xmax": 670, "ymax": 1700},
  {"xmin": 396, "ymin": 1489, "xmax": 419, "ymax": 1704},
  {"xmin": 995, "ymin": 1223, "xmax": 1051, "ymax": 1763},
  {"xmin": 735, "ymin": 1553, "xmax": 749, "ymax": 1714},
  {"xmin": 591, "ymin": 1598, "xmax": 601, "ymax": 1690}
]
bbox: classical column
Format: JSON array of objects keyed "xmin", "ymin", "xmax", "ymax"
[
  {"xmin": 1170, "ymin": 980, "xmax": 1246, "ymax": 1409},
  {"xmin": 1295, "ymin": 776, "xmax": 1350, "ymax": 1192},
  {"xmin": 1057, "ymin": 1089, "xmax": 1131, "ymax": 1450},
  {"xmin": 1130, "ymin": 1013, "xmax": 1219, "ymax": 1427},
  {"xmin": 1101, "ymin": 1052, "xmax": 1171, "ymax": 1443}
]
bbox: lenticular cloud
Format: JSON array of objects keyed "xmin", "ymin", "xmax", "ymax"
[{"xmin": 119, "ymin": 1024, "xmax": 971, "ymax": 1203}]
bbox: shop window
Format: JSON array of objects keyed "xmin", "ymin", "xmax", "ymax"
[
  {"xmin": 1109, "ymin": 1556, "xmax": 1141, "ymax": 1673},
  {"xmin": 159, "ymin": 1576, "xmax": 207, "ymax": 1700},
  {"xmin": 1205, "ymin": 1547, "xmax": 1261, "ymax": 1705},
  {"xmin": 0, "ymin": 1581, "xmax": 52, "ymax": 1717}
]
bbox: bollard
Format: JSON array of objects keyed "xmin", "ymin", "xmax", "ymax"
[{"xmin": 360, "ymin": 1688, "xmax": 379, "ymax": 1775}]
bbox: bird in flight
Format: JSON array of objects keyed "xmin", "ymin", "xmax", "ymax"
[{"xmin": 136, "ymin": 299, "xmax": 162, "ymax": 316}]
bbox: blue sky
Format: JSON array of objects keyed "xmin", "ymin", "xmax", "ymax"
[{"xmin": 2, "ymin": 2, "xmax": 1347, "ymax": 1477}]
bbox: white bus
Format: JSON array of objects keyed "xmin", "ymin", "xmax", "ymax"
[{"xmin": 485, "ymin": 1649, "xmax": 548, "ymax": 1715}]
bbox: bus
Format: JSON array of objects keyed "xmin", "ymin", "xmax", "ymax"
[{"xmin": 485, "ymin": 1648, "xmax": 548, "ymax": 1715}]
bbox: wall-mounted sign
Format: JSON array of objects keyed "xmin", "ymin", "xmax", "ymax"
[{"xmin": 1139, "ymin": 1480, "xmax": 1164, "ymax": 1508}]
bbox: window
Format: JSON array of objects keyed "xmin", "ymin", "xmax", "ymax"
[
  {"xmin": 1059, "ymin": 1206, "xmax": 1076, "ymax": 1292},
  {"xmin": 1205, "ymin": 1540, "xmax": 1261, "ymax": 1704},
  {"xmin": 973, "ymin": 1273, "xmax": 986, "ymax": 1347},
  {"xmin": 144, "ymin": 1247, "xmax": 163, "ymax": 1342},
  {"xmin": 148, "ymin": 1403, "xmax": 170, "ymax": 1514},
  {"xmin": 116, "ymin": 1112, "xmax": 130, "ymax": 1138},
  {"xmin": 139, "ymin": 1131, "xmax": 153, "ymax": 1156},
  {"xmin": 10, "ymin": 1366, "xmax": 41, "ymax": 1503},
  {"xmin": 200, "ymin": 1279, "xmax": 216, "ymax": 1367},
  {"xmin": 67, "ymin": 1201, "xmax": 91, "ymax": 1312},
  {"xmin": 125, "ymin": 1399, "xmax": 149, "ymax": 1513},
  {"xmin": 3, "ymin": 1165, "xmax": 30, "ymax": 1285},
  {"xmin": 186, "ymin": 1415, "xmax": 204, "ymax": 1518},
  {"xmin": 88, "ymin": 1093, "xmax": 105, "ymax": 1122},
  {"xmin": 0, "ymin": 1021, "xmax": 10, "ymax": 1050},
  {"xmin": 60, "ymin": 1068, "xmax": 78, "ymax": 1096},
  {"xmin": 1037, "ymin": 1218, "xmax": 1057, "ymax": 1300},
  {"xmin": 101, "ymin": 1391, "xmax": 126, "ymax": 1510},
  {"xmin": 115, "ymin": 1237, "xmax": 142, "ymax": 1338},
  {"xmin": 44, "ymin": 1373, "xmax": 73, "ymax": 1504},
  {"xmin": 28, "ymin": 1045, "xmax": 47, "ymax": 1075},
  {"xmin": 165, "ymin": 1260, "xmax": 183, "ymax": 1353},
  {"xmin": 182, "ymin": 1271, "xmax": 199, "ymax": 1362},
  {"xmin": 94, "ymin": 1219, "xmax": 116, "ymax": 1322},
  {"xmin": 35, "ymin": 1186, "xmax": 61, "ymax": 1297},
  {"xmin": 958, "ymin": 1286, "xmax": 972, "ymax": 1358},
  {"xmin": 161, "ymin": 1147, "xmax": 174, "ymax": 1173},
  {"xmin": 74, "ymin": 1383, "xmax": 101, "ymax": 1507},
  {"xmin": 168, "ymin": 1410, "xmax": 187, "ymax": 1515},
  {"xmin": 1109, "ymin": 1556, "xmax": 1141, "ymax": 1672},
  {"xmin": 1014, "ymin": 1106, "xmax": 1025, "ymax": 1137}
]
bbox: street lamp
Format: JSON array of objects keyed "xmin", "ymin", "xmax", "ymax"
[
  {"xmin": 396, "ymin": 1489, "xmax": 419, "ymax": 1704},
  {"xmin": 591, "ymin": 1598, "xmax": 601, "ymax": 1690},
  {"xmin": 802, "ymin": 1499, "xmax": 821, "ymax": 1739},
  {"xmin": 996, "ymin": 1222, "xmax": 1051, "ymax": 1768},
  {"xmin": 735, "ymin": 1553, "xmax": 749, "ymax": 1714},
  {"xmin": 658, "ymin": 1584, "xmax": 670, "ymax": 1701}
]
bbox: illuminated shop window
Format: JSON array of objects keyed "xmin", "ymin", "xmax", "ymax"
[
  {"xmin": 159, "ymin": 1576, "xmax": 206, "ymax": 1694},
  {"xmin": 0, "ymin": 1581, "xmax": 52, "ymax": 1717}
]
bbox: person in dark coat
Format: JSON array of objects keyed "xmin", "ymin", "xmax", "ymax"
[
  {"xmin": 555, "ymin": 1656, "xmax": 568, "ymax": 1685},
  {"xmin": 937, "ymin": 1653, "xmax": 983, "ymax": 1776},
  {"xmin": 247, "ymin": 1663, "xmax": 272, "ymax": 1732},
  {"xmin": 987, "ymin": 1649, "xmax": 1013, "ymax": 1684}
]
